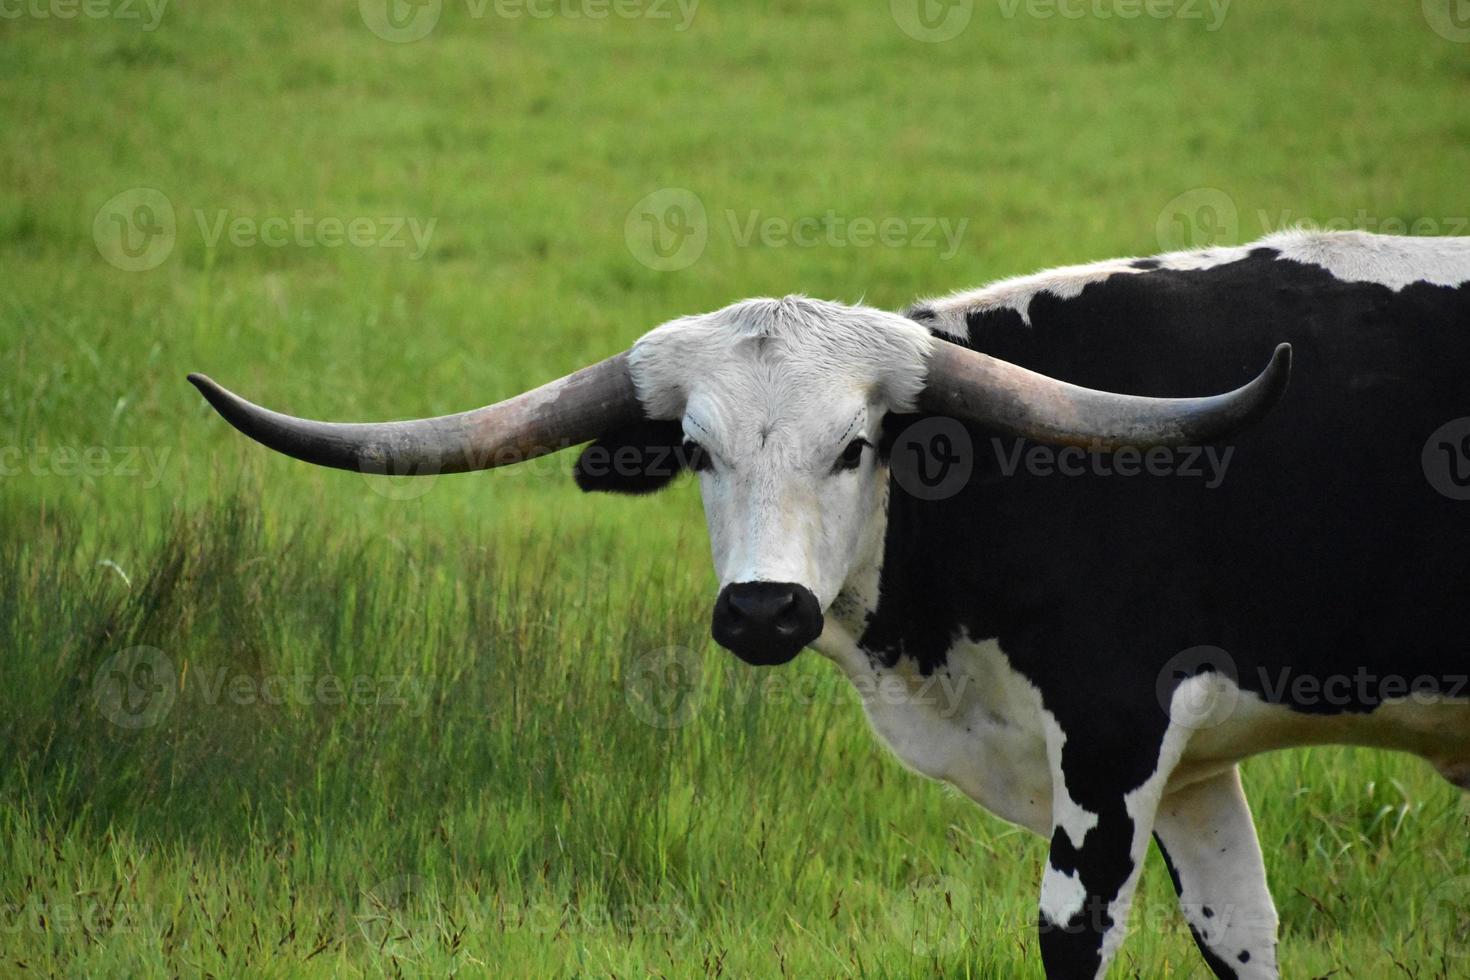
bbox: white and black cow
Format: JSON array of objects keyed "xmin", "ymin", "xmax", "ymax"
[{"xmin": 190, "ymin": 229, "xmax": 1470, "ymax": 979}]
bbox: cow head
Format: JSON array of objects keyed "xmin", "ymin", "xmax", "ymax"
[{"xmin": 189, "ymin": 296, "xmax": 1290, "ymax": 667}]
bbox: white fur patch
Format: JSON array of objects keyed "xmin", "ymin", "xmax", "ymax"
[
  {"xmin": 1040, "ymin": 863, "xmax": 1089, "ymax": 927},
  {"xmin": 626, "ymin": 296, "xmax": 934, "ymax": 606},
  {"xmin": 1154, "ymin": 767, "xmax": 1280, "ymax": 979},
  {"xmin": 628, "ymin": 295, "xmax": 935, "ymax": 420},
  {"xmin": 915, "ymin": 230, "xmax": 1470, "ymax": 336}
]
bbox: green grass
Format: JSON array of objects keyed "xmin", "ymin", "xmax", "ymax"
[{"xmin": 2, "ymin": 1, "xmax": 1468, "ymax": 976}]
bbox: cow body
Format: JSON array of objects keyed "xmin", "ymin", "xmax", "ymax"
[
  {"xmin": 811, "ymin": 230, "xmax": 1470, "ymax": 978},
  {"xmin": 192, "ymin": 228, "xmax": 1470, "ymax": 980}
]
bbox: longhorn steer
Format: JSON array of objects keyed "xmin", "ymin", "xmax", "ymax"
[{"xmin": 190, "ymin": 229, "xmax": 1470, "ymax": 979}]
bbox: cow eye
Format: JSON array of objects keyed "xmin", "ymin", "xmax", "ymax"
[
  {"xmin": 682, "ymin": 439, "xmax": 712, "ymax": 473},
  {"xmin": 834, "ymin": 438, "xmax": 868, "ymax": 472}
]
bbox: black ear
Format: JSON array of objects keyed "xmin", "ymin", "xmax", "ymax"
[{"xmin": 574, "ymin": 419, "xmax": 688, "ymax": 495}]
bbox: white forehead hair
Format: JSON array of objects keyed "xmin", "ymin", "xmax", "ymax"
[{"xmin": 627, "ymin": 295, "xmax": 936, "ymax": 422}]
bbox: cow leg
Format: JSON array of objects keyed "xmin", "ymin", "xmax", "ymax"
[
  {"xmin": 1038, "ymin": 718, "xmax": 1184, "ymax": 980},
  {"xmin": 1153, "ymin": 766, "xmax": 1280, "ymax": 979}
]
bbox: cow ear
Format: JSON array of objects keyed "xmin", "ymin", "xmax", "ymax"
[{"xmin": 574, "ymin": 419, "xmax": 688, "ymax": 495}]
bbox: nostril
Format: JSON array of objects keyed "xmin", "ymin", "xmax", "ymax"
[
  {"xmin": 726, "ymin": 592, "xmax": 757, "ymax": 622},
  {"xmin": 770, "ymin": 591, "xmax": 800, "ymax": 631}
]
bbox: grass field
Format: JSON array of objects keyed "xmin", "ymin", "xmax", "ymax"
[{"xmin": 3, "ymin": 1, "xmax": 1469, "ymax": 976}]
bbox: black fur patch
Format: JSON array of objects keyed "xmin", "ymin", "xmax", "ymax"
[
  {"xmin": 863, "ymin": 250, "xmax": 1470, "ymax": 717},
  {"xmin": 573, "ymin": 419, "xmax": 687, "ymax": 495}
]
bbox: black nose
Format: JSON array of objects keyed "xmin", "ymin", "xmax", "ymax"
[{"xmin": 711, "ymin": 581, "xmax": 823, "ymax": 666}]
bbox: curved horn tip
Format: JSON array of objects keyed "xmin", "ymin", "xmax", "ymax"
[
  {"xmin": 186, "ymin": 373, "xmax": 235, "ymax": 413},
  {"xmin": 1271, "ymin": 342, "xmax": 1292, "ymax": 370},
  {"xmin": 1263, "ymin": 342, "xmax": 1293, "ymax": 394}
]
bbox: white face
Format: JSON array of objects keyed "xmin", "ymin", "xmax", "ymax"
[{"xmin": 630, "ymin": 296, "xmax": 935, "ymax": 611}]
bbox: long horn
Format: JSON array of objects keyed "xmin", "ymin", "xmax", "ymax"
[
  {"xmin": 919, "ymin": 340, "xmax": 1292, "ymax": 449},
  {"xmin": 188, "ymin": 353, "xmax": 643, "ymax": 475}
]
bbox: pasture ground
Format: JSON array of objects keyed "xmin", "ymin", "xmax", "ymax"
[{"xmin": 3, "ymin": 2, "xmax": 1469, "ymax": 976}]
